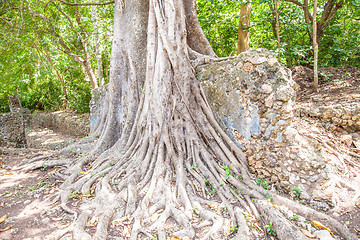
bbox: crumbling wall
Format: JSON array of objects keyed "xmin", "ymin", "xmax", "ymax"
[
  {"xmin": 197, "ymin": 49, "xmax": 328, "ymax": 199},
  {"xmin": 0, "ymin": 111, "xmax": 89, "ymax": 148},
  {"xmin": 30, "ymin": 111, "xmax": 89, "ymax": 137},
  {"xmin": 0, "ymin": 113, "xmax": 27, "ymax": 148},
  {"xmin": 299, "ymin": 102, "xmax": 360, "ymax": 132}
]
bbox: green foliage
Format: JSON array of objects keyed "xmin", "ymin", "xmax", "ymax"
[
  {"xmin": 0, "ymin": 0, "xmax": 114, "ymax": 113},
  {"xmin": 264, "ymin": 220, "xmax": 276, "ymax": 236},
  {"xmin": 66, "ymin": 76, "xmax": 92, "ymax": 113},
  {"xmin": 230, "ymin": 225, "xmax": 239, "ymax": 232},
  {"xmin": 293, "ymin": 186, "xmax": 302, "ymax": 200},
  {"xmin": 256, "ymin": 178, "xmax": 269, "ymax": 189},
  {"xmin": 197, "ymin": 0, "xmax": 360, "ymax": 68},
  {"xmin": 222, "ymin": 164, "xmax": 230, "ymax": 179},
  {"xmin": 197, "ymin": 0, "xmax": 242, "ymax": 57},
  {"xmin": 1, "ymin": 0, "xmax": 359, "ymax": 114}
]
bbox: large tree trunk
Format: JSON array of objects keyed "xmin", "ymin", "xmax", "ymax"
[{"xmin": 24, "ymin": 1, "xmax": 356, "ymax": 239}]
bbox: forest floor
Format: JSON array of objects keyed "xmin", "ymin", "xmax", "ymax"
[{"xmin": 0, "ymin": 66, "xmax": 360, "ymax": 240}]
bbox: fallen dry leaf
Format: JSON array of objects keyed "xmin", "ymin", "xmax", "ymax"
[
  {"xmin": 3, "ymin": 172, "xmax": 14, "ymax": 176},
  {"xmin": 208, "ymin": 203, "xmax": 218, "ymax": 211},
  {"xmin": 311, "ymin": 220, "xmax": 334, "ymax": 236},
  {"xmin": 122, "ymin": 226, "xmax": 130, "ymax": 237},
  {"xmin": 0, "ymin": 215, "xmax": 7, "ymax": 224},
  {"xmin": 0, "ymin": 225, "xmax": 12, "ymax": 232},
  {"xmin": 89, "ymin": 216, "xmax": 98, "ymax": 227}
]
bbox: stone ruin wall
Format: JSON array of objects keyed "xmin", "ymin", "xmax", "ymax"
[
  {"xmin": 197, "ymin": 49, "xmax": 328, "ymax": 200},
  {"xmin": 0, "ymin": 111, "xmax": 89, "ymax": 148}
]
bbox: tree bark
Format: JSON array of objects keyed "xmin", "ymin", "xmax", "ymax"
[
  {"xmin": 269, "ymin": 0, "xmax": 281, "ymax": 56},
  {"xmin": 91, "ymin": 6, "xmax": 104, "ymax": 87},
  {"xmin": 313, "ymin": 0, "xmax": 319, "ymax": 91},
  {"xmin": 237, "ymin": 0, "xmax": 252, "ymax": 54},
  {"xmin": 26, "ymin": 1, "xmax": 356, "ymax": 239}
]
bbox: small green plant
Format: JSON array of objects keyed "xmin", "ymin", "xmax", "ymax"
[
  {"xmin": 320, "ymin": 72, "xmax": 333, "ymax": 81},
  {"xmin": 342, "ymin": 72, "xmax": 351, "ymax": 80},
  {"xmin": 237, "ymin": 173, "xmax": 243, "ymax": 181},
  {"xmin": 256, "ymin": 178, "xmax": 269, "ymax": 190},
  {"xmin": 264, "ymin": 220, "xmax": 276, "ymax": 236},
  {"xmin": 230, "ymin": 225, "xmax": 239, "ymax": 233},
  {"xmin": 231, "ymin": 185, "xmax": 239, "ymax": 195},
  {"xmin": 84, "ymin": 190, "xmax": 95, "ymax": 199},
  {"xmin": 70, "ymin": 191, "xmax": 83, "ymax": 200},
  {"xmin": 27, "ymin": 181, "xmax": 47, "ymax": 192},
  {"xmin": 266, "ymin": 192, "xmax": 273, "ymax": 201},
  {"xmin": 42, "ymin": 164, "xmax": 48, "ymax": 171},
  {"xmin": 150, "ymin": 232, "xmax": 158, "ymax": 240},
  {"xmin": 293, "ymin": 187, "xmax": 302, "ymax": 200},
  {"xmin": 112, "ymin": 181, "xmax": 118, "ymax": 189},
  {"xmin": 191, "ymin": 164, "xmax": 197, "ymax": 170},
  {"xmin": 222, "ymin": 165, "xmax": 230, "ymax": 180},
  {"xmin": 204, "ymin": 179, "xmax": 216, "ymax": 194},
  {"xmin": 193, "ymin": 207, "xmax": 200, "ymax": 215},
  {"xmin": 209, "ymin": 182, "xmax": 216, "ymax": 194},
  {"xmin": 290, "ymin": 215, "xmax": 299, "ymax": 221}
]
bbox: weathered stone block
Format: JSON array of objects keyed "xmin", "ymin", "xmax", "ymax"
[
  {"xmin": 0, "ymin": 112, "xmax": 27, "ymax": 148},
  {"xmin": 197, "ymin": 49, "xmax": 328, "ymax": 199}
]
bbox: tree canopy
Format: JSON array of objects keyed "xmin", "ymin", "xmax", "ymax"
[{"xmin": 0, "ymin": 0, "xmax": 359, "ymax": 112}]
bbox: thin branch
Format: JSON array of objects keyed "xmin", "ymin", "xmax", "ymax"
[
  {"xmin": 55, "ymin": 0, "xmax": 114, "ymax": 6},
  {"xmin": 281, "ymin": 0, "xmax": 303, "ymax": 7}
]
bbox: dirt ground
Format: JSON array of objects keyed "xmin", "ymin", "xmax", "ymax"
[
  {"xmin": 291, "ymin": 65, "xmax": 360, "ymax": 104},
  {"xmin": 0, "ymin": 66, "xmax": 360, "ymax": 240},
  {"xmin": 0, "ymin": 148, "xmax": 70, "ymax": 240}
]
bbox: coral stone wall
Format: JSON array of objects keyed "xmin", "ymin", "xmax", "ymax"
[
  {"xmin": 197, "ymin": 49, "xmax": 328, "ymax": 199},
  {"xmin": 0, "ymin": 113, "xmax": 27, "ymax": 148}
]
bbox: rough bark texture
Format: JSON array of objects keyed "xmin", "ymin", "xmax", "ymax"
[
  {"xmin": 237, "ymin": 0, "xmax": 251, "ymax": 54},
  {"xmin": 313, "ymin": 0, "xmax": 319, "ymax": 91},
  {"xmin": 91, "ymin": 6, "xmax": 104, "ymax": 87},
  {"xmin": 22, "ymin": 0, "xmax": 356, "ymax": 239}
]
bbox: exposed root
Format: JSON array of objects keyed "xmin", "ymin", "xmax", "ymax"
[{"xmin": 23, "ymin": 0, "xmax": 357, "ymax": 239}]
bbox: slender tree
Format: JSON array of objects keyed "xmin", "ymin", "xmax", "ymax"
[
  {"xmin": 313, "ymin": 0, "xmax": 319, "ymax": 91},
  {"xmin": 281, "ymin": 0, "xmax": 344, "ymax": 43},
  {"xmin": 23, "ymin": 1, "xmax": 355, "ymax": 239},
  {"xmin": 91, "ymin": 6, "xmax": 104, "ymax": 87},
  {"xmin": 237, "ymin": 0, "xmax": 252, "ymax": 54}
]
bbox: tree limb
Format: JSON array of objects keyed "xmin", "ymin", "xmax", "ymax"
[
  {"xmin": 55, "ymin": 0, "xmax": 114, "ymax": 6},
  {"xmin": 281, "ymin": 0, "xmax": 303, "ymax": 7}
]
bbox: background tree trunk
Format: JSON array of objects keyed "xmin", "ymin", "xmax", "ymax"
[
  {"xmin": 91, "ymin": 6, "xmax": 104, "ymax": 87},
  {"xmin": 313, "ymin": 0, "xmax": 319, "ymax": 91},
  {"xmin": 237, "ymin": 0, "xmax": 251, "ymax": 54}
]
